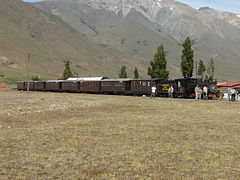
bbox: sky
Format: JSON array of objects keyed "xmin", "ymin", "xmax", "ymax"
[{"xmin": 22, "ymin": 0, "xmax": 240, "ymax": 14}]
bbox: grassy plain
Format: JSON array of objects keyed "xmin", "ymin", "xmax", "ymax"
[{"xmin": 0, "ymin": 89, "xmax": 240, "ymax": 179}]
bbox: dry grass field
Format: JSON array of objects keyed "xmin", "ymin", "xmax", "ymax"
[{"xmin": 0, "ymin": 88, "xmax": 240, "ymax": 179}]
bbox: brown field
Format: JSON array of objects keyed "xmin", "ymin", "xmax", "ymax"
[{"xmin": 0, "ymin": 88, "xmax": 240, "ymax": 179}]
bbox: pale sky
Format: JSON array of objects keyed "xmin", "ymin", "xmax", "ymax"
[{"xmin": 22, "ymin": 0, "xmax": 240, "ymax": 14}]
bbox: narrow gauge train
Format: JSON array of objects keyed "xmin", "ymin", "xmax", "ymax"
[{"xmin": 17, "ymin": 77, "xmax": 218, "ymax": 99}]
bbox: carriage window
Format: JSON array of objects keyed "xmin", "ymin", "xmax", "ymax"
[
  {"xmin": 142, "ymin": 82, "xmax": 146, "ymax": 86},
  {"xmin": 140, "ymin": 81, "xmax": 142, "ymax": 86},
  {"xmin": 148, "ymin": 82, "xmax": 150, "ymax": 86}
]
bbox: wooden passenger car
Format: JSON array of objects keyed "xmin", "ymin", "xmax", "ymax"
[
  {"xmin": 27, "ymin": 81, "xmax": 35, "ymax": 91},
  {"xmin": 130, "ymin": 80, "xmax": 155, "ymax": 96},
  {"xmin": 17, "ymin": 81, "xmax": 26, "ymax": 90},
  {"xmin": 62, "ymin": 81, "xmax": 79, "ymax": 92},
  {"xmin": 80, "ymin": 81, "xmax": 101, "ymax": 93},
  {"xmin": 79, "ymin": 81, "xmax": 101, "ymax": 93},
  {"xmin": 34, "ymin": 81, "xmax": 46, "ymax": 91},
  {"xmin": 45, "ymin": 80, "xmax": 63, "ymax": 91},
  {"xmin": 100, "ymin": 79, "xmax": 132, "ymax": 94}
]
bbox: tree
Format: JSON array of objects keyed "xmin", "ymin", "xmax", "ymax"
[
  {"xmin": 181, "ymin": 37, "xmax": 194, "ymax": 78},
  {"xmin": 62, "ymin": 60, "xmax": 73, "ymax": 80},
  {"xmin": 148, "ymin": 44, "xmax": 169, "ymax": 79},
  {"xmin": 133, "ymin": 67, "xmax": 139, "ymax": 79},
  {"xmin": 197, "ymin": 60, "xmax": 206, "ymax": 79},
  {"xmin": 207, "ymin": 58, "xmax": 215, "ymax": 80},
  {"xmin": 32, "ymin": 75, "xmax": 40, "ymax": 81},
  {"xmin": 119, "ymin": 65, "xmax": 128, "ymax": 78}
]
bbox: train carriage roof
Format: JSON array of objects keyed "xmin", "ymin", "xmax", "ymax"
[
  {"xmin": 67, "ymin": 77, "xmax": 108, "ymax": 81},
  {"xmin": 101, "ymin": 78, "xmax": 133, "ymax": 82},
  {"xmin": 46, "ymin": 80, "xmax": 64, "ymax": 82}
]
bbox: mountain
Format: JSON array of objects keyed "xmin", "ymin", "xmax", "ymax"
[
  {"xmin": 34, "ymin": 0, "xmax": 185, "ymax": 78},
  {"xmin": 34, "ymin": 0, "xmax": 240, "ymax": 81},
  {"xmin": 199, "ymin": 7, "xmax": 240, "ymax": 29},
  {"xmin": 0, "ymin": 0, "xmax": 152, "ymax": 82}
]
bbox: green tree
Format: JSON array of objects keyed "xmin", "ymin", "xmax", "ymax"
[
  {"xmin": 148, "ymin": 44, "xmax": 169, "ymax": 79},
  {"xmin": 197, "ymin": 60, "xmax": 206, "ymax": 79},
  {"xmin": 133, "ymin": 67, "xmax": 139, "ymax": 79},
  {"xmin": 181, "ymin": 37, "xmax": 194, "ymax": 78},
  {"xmin": 119, "ymin": 65, "xmax": 128, "ymax": 78},
  {"xmin": 62, "ymin": 60, "xmax": 73, "ymax": 80},
  {"xmin": 32, "ymin": 75, "xmax": 40, "ymax": 81},
  {"xmin": 207, "ymin": 58, "xmax": 215, "ymax": 80}
]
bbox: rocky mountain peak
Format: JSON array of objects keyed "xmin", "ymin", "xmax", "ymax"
[{"xmin": 199, "ymin": 7, "xmax": 240, "ymax": 29}]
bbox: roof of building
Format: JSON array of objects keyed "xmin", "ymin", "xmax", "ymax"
[
  {"xmin": 217, "ymin": 82, "xmax": 240, "ymax": 87},
  {"xmin": 0, "ymin": 83, "xmax": 7, "ymax": 88}
]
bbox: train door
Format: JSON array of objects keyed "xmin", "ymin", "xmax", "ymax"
[
  {"xmin": 59, "ymin": 82, "xmax": 62, "ymax": 91},
  {"xmin": 43, "ymin": 82, "xmax": 46, "ymax": 91},
  {"xmin": 125, "ymin": 81, "xmax": 131, "ymax": 92}
]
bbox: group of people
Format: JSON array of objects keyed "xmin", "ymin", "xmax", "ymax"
[
  {"xmin": 194, "ymin": 85, "xmax": 208, "ymax": 100},
  {"xmin": 151, "ymin": 85, "xmax": 174, "ymax": 98},
  {"xmin": 227, "ymin": 87, "xmax": 240, "ymax": 102}
]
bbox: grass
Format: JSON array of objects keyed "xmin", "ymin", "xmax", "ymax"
[
  {"xmin": 0, "ymin": 89, "xmax": 240, "ymax": 179},
  {"xmin": 0, "ymin": 77, "xmax": 20, "ymax": 84}
]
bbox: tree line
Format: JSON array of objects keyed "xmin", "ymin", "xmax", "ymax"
[
  {"xmin": 60, "ymin": 37, "xmax": 215, "ymax": 80},
  {"xmin": 119, "ymin": 37, "xmax": 215, "ymax": 80}
]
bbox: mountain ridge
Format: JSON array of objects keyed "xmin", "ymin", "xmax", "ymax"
[
  {"xmin": 34, "ymin": 0, "xmax": 240, "ymax": 80},
  {"xmin": 0, "ymin": 0, "xmax": 152, "ymax": 82}
]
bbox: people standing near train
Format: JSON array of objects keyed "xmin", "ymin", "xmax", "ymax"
[
  {"xmin": 195, "ymin": 85, "xmax": 199, "ymax": 100},
  {"xmin": 170, "ymin": 86, "xmax": 174, "ymax": 98},
  {"xmin": 227, "ymin": 87, "xmax": 232, "ymax": 102},
  {"xmin": 203, "ymin": 86, "xmax": 208, "ymax": 100},
  {"xmin": 199, "ymin": 87, "xmax": 203, "ymax": 99},
  {"xmin": 151, "ymin": 85, "xmax": 156, "ymax": 99},
  {"xmin": 231, "ymin": 88, "xmax": 236, "ymax": 101},
  {"xmin": 168, "ymin": 86, "xmax": 171, "ymax": 98},
  {"xmin": 237, "ymin": 90, "xmax": 240, "ymax": 102}
]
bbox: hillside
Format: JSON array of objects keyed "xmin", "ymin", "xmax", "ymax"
[
  {"xmin": 199, "ymin": 7, "xmax": 240, "ymax": 29},
  {"xmin": 0, "ymin": 0, "xmax": 153, "ymax": 82},
  {"xmin": 34, "ymin": 0, "xmax": 240, "ymax": 81}
]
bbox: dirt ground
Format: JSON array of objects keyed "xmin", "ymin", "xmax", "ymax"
[{"xmin": 0, "ymin": 88, "xmax": 240, "ymax": 179}]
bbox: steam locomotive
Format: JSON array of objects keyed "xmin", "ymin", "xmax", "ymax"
[{"xmin": 17, "ymin": 77, "xmax": 218, "ymax": 99}]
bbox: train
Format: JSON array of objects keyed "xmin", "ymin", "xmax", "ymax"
[{"xmin": 17, "ymin": 77, "xmax": 219, "ymax": 99}]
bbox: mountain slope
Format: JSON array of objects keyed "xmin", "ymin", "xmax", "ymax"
[
  {"xmin": 199, "ymin": 7, "xmax": 240, "ymax": 29},
  {"xmin": 0, "ymin": 0, "xmax": 151, "ymax": 81},
  {"xmin": 35, "ymin": 1, "xmax": 182, "ymax": 59},
  {"xmin": 34, "ymin": 0, "xmax": 240, "ymax": 81}
]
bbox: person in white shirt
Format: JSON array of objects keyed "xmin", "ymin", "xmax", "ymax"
[
  {"xmin": 195, "ymin": 85, "xmax": 199, "ymax": 100},
  {"xmin": 227, "ymin": 87, "xmax": 232, "ymax": 102},
  {"xmin": 170, "ymin": 86, "xmax": 174, "ymax": 98},
  {"xmin": 151, "ymin": 85, "xmax": 156, "ymax": 99},
  {"xmin": 203, "ymin": 86, "xmax": 208, "ymax": 100},
  {"xmin": 231, "ymin": 88, "xmax": 236, "ymax": 101}
]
